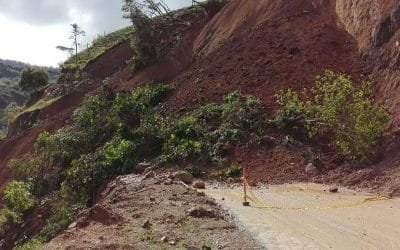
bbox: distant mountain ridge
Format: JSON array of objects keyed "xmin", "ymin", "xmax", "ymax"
[{"xmin": 0, "ymin": 58, "xmax": 59, "ymax": 79}]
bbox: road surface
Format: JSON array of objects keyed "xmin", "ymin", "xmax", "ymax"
[{"xmin": 206, "ymin": 183, "xmax": 400, "ymax": 250}]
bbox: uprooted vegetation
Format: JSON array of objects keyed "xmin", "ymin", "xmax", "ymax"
[
  {"xmin": 123, "ymin": 0, "xmax": 227, "ymax": 70},
  {"xmin": 2, "ymin": 83, "xmax": 266, "ymax": 247},
  {"xmin": 274, "ymin": 70, "xmax": 389, "ymax": 162}
]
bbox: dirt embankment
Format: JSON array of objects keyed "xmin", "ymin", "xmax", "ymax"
[
  {"xmin": 336, "ymin": 0, "xmax": 400, "ymax": 130},
  {"xmin": 165, "ymin": 0, "xmax": 363, "ymax": 114},
  {"xmin": 45, "ymin": 173, "xmax": 259, "ymax": 249}
]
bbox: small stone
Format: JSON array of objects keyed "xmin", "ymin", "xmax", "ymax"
[
  {"xmin": 197, "ymin": 192, "xmax": 206, "ymax": 197},
  {"xmin": 329, "ymin": 187, "xmax": 339, "ymax": 193},
  {"xmin": 164, "ymin": 179, "xmax": 173, "ymax": 185},
  {"xmin": 142, "ymin": 219, "xmax": 152, "ymax": 229},
  {"xmin": 169, "ymin": 240, "xmax": 176, "ymax": 246},
  {"xmin": 149, "ymin": 196, "xmax": 155, "ymax": 202},
  {"xmin": 68, "ymin": 222, "xmax": 77, "ymax": 229},
  {"xmin": 161, "ymin": 236, "xmax": 168, "ymax": 243},
  {"xmin": 193, "ymin": 181, "xmax": 206, "ymax": 189},
  {"xmin": 305, "ymin": 163, "xmax": 319, "ymax": 176},
  {"xmin": 143, "ymin": 171, "xmax": 155, "ymax": 179},
  {"xmin": 136, "ymin": 162, "xmax": 152, "ymax": 173},
  {"xmin": 173, "ymin": 171, "xmax": 194, "ymax": 184},
  {"xmin": 185, "ymin": 245, "xmax": 201, "ymax": 250}
]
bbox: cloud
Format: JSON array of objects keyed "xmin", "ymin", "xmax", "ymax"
[{"xmin": 0, "ymin": 0, "xmax": 69, "ymax": 25}]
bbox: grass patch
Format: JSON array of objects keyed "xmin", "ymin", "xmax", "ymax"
[{"xmin": 62, "ymin": 27, "xmax": 133, "ymax": 71}]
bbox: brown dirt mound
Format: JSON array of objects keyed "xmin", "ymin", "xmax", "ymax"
[{"xmin": 44, "ymin": 174, "xmax": 259, "ymax": 249}]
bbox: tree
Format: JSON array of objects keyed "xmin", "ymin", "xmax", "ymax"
[
  {"xmin": 56, "ymin": 45, "xmax": 74, "ymax": 55},
  {"xmin": 19, "ymin": 66, "xmax": 49, "ymax": 92},
  {"xmin": 69, "ymin": 24, "xmax": 86, "ymax": 66},
  {"xmin": 122, "ymin": 0, "xmax": 157, "ymax": 69}
]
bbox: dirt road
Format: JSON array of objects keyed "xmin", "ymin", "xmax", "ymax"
[{"xmin": 206, "ymin": 183, "xmax": 400, "ymax": 250}]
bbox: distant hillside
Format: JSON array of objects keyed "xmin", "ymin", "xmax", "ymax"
[{"xmin": 0, "ymin": 59, "xmax": 60, "ymax": 133}]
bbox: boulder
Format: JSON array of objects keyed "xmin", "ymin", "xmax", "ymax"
[
  {"xmin": 305, "ymin": 163, "xmax": 319, "ymax": 176},
  {"xmin": 188, "ymin": 207, "xmax": 216, "ymax": 218},
  {"xmin": 193, "ymin": 181, "xmax": 206, "ymax": 189},
  {"xmin": 329, "ymin": 186, "xmax": 339, "ymax": 193},
  {"xmin": 173, "ymin": 171, "xmax": 194, "ymax": 184}
]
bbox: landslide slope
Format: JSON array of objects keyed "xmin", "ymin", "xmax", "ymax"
[
  {"xmin": 2, "ymin": 0, "xmax": 400, "ymax": 248},
  {"xmin": 2, "ymin": 0, "xmax": 400, "ymax": 193}
]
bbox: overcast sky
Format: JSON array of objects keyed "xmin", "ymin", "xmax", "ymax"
[{"xmin": 0, "ymin": 0, "xmax": 194, "ymax": 66}]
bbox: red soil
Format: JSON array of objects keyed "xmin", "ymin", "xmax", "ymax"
[
  {"xmin": 1, "ymin": 0, "xmax": 400, "ymax": 198},
  {"xmin": 84, "ymin": 41, "xmax": 134, "ymax": 79},
  {"xmin": 164, "ymin": 0, "xmax": 364, "ymax": 114}
]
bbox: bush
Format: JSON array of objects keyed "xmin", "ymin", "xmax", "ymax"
[
  {"xmin": 14, "ymin": 238, "xmax": 43, "ymax": 250},
  {"xmin": 19, "ymin": 67, "xmax": 49, "ymax": 92},
  {"xmin": 275, "ymin": 71, "xmax": 389, "ymax": 161},
  {"xmin": 186, "ymin": 165, "xmax": 205, "ymax": 178},
  {"xmin": 1, "ymin": 181, "xmax": 35, "ymax": 224},
  {"xmin": 39, "ymin": 201, "xmax": 78, "ymax": 241}
]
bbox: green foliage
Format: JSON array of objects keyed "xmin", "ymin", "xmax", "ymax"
[
  {"xmin": 39, "ymin": 202, "xmax": 78, "ymax": 241},
  {"xmin": 13, "ymin": 238, "xmax": 43, "ymax": 250},
  {"xmin": 122, "ymin": 1, "xmax": 157, "ymax": 70},
  {"xmin": 219, "ymin": 163, "xmax": 242, "ymax": 178},
  {"xmin": 4, "ymin": 85, "xmax": 266, "ymax": 244},
  {"xmin": 19, "ymin": 67, "xmax": 48, "ymax": 92},
  {"xmin": 4, "ymin": 102, "xmax": 24, "ymax": 123},
  {"xmin": 275, "ymin": 71, "xmax": 389, "ymax": 160},
  {"xmin": 0, "ymin": 181, "xmax": 35, "ymax": 226},
  {"xmin": 186, "ymin": 165, "xmax": 205, "ymax": 178}
]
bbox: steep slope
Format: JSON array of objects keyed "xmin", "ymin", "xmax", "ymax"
[
  {"xmin": 0, "ymin": 59, "xmax": 60, "ymax": 132},
  {"xmin": 336, "ymin": 0, "xmax": 400, "ymax": 131},
  {"xmin": 165, "ymin": 0, "xmax": 363, "ymax": 113},
  {"xmin": 2, "ymin": 1, "xmax": 400, "ymax": 247}
]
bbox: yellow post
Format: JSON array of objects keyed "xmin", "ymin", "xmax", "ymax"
[{"xmin": 242, "ymin": 166, "xmax": 250, "ymax": 206}]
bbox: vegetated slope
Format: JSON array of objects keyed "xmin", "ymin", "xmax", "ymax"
[
  {"xmin": 0, "ymin": 59, "xmax": 59, "ymax": 133},
  {"xmin": 0, "ymin": 4, "xmax": 220, "ymax": 195},
  {"xmin": 1, "ymin": 0, "xmax": 400, "ymax": 248},
  {"xmin": 1, "ymin": 0, "xmax": 400, "ymax": 194}
]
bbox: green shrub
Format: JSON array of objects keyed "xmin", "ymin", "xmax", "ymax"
[
  {"xmin": 14, "ymin": 238, "xmax": 43, "ymax": 250},
  {"xmin": 39, "ymin": 202, "xmax": 78, "ymax": 241},
  {"xmin": 275, "ymin": 71, "xmax": 389, "ymax": 161},
  {"xmin": 19, "ymin": 66, "xmax": 48, "ymax": 92},
  {"xmin": 159, "ymin": 115, "xmax": 213, "ymax": 163},
  {"xmin": 2, "ymin": 181, "xmax": 35, "ymax": 224},
  {"xmin": 186, "ymin": 165, "xmax": 205, "ymax": 178}
]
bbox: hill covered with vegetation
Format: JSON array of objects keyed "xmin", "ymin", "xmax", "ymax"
[
  {"xmin": 0, "ymin": 59, "xmax": 60, "ymax": 136},
  {"xmin": 0, "ymin": 0, "xmax": 400, "ymax": 249}
]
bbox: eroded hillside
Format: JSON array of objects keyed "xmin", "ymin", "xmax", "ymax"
[{"xmin": 1, "ymin": 0, "xmax": 400, "ymax": 248}]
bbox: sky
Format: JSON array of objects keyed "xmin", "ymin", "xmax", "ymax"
[{"xmin": 0, "ymin": 0, "xmax": 194, "ymax": 67}]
